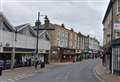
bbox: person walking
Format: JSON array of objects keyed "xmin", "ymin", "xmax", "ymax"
[
  {"xmin": 35, "ymin": 58, "xmax": 39, "ymax": 70},
  {"xmin": 0, "ymin": 60, "xmax": 3, "ymax": 76}
]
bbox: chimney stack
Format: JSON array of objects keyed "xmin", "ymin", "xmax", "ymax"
[{"xmin": 44, "ymin": 16, "xmax": 49, "ymax": 28}]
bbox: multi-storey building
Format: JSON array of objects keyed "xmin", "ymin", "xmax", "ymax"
[
  {"xmin": 89, "ymin": 37, "xmax": 100, "ymax": 51},
  {"xmin": 77, "ymin": 32, "xmax": 85, "ymax": 52},
  {"xmin": 44, "ymin": 17, "xmax": 77, "ymax": 62},
  {"xmin": 103, "ymin": 0, "xmax": 120, "ymax": 46},
  {"xmin": 0, "ymin": 13, "xmax": 50, "ymax": 69},
  {"xmin": 103, "ymin": 0, "xmax": 120, "ymax": 74},
  {"xmin": 77, "ymin": 32, "xmax": 100, "ymax": 59},
  {"xmin": 43, "ymin": 15, "xmax": 100, "ymax": 63},
  {"xmin": 84, "ymin": 35, "xmax": 89, "ymax": 50}
]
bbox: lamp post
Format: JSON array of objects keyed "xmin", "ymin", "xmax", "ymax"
[
  {"xmin": 35, "ymin": 12, "xmax": 41, "ymax": 56},
  {"xmin": 34, "ymin": 12, "xmax": 54, "ymax": 67}
]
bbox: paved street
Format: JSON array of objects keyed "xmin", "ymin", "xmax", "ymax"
[{"xmin": 16, "ymin": 59, "xmax": 101, "ymax": 82}]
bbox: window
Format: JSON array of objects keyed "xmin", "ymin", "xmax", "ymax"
[{"xmin": 117, "ymin": 0, "xmax": 120, "ymax": 14}]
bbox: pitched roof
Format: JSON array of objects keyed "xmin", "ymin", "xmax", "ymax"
[
  {"xmin": 0, "ymin": 12, "xmax": 15, "ymax": 31},
  {"xmin": 15, "ymin": 23, "xmax": 30, "ymax": 31},
  {"xmin": 102, "ymin": 0, "xmax": 116, "ymax": 24}
]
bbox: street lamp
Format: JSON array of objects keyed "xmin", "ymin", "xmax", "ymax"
[
  {"xmin": 35, "ymin": 12, "xmax": 41, "ymax": 56},
  {"xmin": 34, "ymin": 12, "xmax": 54, "ymax": 67}
]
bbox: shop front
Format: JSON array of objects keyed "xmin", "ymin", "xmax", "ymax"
[
  {"xmin": 112, "ymin": 38, "xmax": 120, "ymax": 75},
  {"xmin": 0, "ymin": 47, "xmax": 50, "ymax": 69},
  {"xmin": 50, "ymin": 47, "xmax": 76, "ymax": 63},
  {"xmin": 60, "ymin": 48, "xmax": 76, "ymax": 62},
  {"xmin": 38, "ymin": 49, "xmax": 49, "ymax": 64},
  {"xmin": 15, "ymin": 48, "xmax": 50, "ymax": 67},
  {"xmin": 75, "ymin": 49, "xmax": 83, "ymax": 61},
  {"xmin": 0, "ymin": 47, "xmax": 12, "ymax": 69}
]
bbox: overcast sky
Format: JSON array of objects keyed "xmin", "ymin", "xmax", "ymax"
[{"xmin": 0, "ymin": 0, "xmax": 110, "ymax": 45}]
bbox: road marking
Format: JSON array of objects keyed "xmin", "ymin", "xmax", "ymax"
[
  {"xmin": 7, "ymin": 79, "xmax": 15, "ymax": 82},
  {"xmin": 94, "ymin": 66, "xmax": 106, "ymax": 82},
  {"xmin": 64, "ymin": 70, "xmax": 72, "ymax": 82}
]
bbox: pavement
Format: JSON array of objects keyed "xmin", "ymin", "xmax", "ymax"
[
  {"xmin": 96, "ymin": 62, "xmax": 120, "ymax": 82},
  {"xmin": 0, "ymin": 62, "xmax": 70, "ymax": 82},
  {"xmin": 14, "ymin": 59, "xmax": 101, "ymax": 82}
]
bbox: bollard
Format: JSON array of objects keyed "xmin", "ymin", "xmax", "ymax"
[{"xmin": 0, "ymin": 66, "xmax": 2, "ymax": 76}]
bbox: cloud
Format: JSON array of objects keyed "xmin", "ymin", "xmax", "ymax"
[{"xmin": 2, "ymin": 0, "xmax": 110, "ymax": 45}]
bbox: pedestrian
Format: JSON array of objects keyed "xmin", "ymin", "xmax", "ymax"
[
  {"xmin": 28, "ymin": 58, "xmax": 31, "ymax": 66},
  {"xmin": 0, "ymin": 60, "xmax": 3, "ymax": 76},
  {"xmin": 40, "ymin": 57, "xmax": 45, "ymax": 68},
  {"xmin": 35, "ymin": 58, "xmax": 39, "ymax": 70}
]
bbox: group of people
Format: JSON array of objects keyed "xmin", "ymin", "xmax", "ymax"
[
  {"xmin": 22, "ymin": 56, "xmax": 34, "ymax": 66},
  {"xmin": 34, "ymin": 57, "xmax": 45, "ymax": 69},
  {"xmin": 21, "ymin": 56, "xmax": 45, "ymax": 69}
]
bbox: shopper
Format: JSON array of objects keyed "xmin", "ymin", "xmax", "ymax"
[{"xmin": 35, "ymin": 58, "xmax": 39, "ymax": 70}]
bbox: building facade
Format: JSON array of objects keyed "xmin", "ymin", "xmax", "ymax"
[
  {"xmin": 0, "ymin": 13, "xmax": 50, "ymax": 69},
  {"xmin": 89, "ymin": 37, "xmax": 100, "ymax": 51},
  {"xmin": 103, "ymin": 0, "xmax": 120, "ymax": 74},
  {"xmin": 44, "ymin": 17, "xmax": 78, "ymax": 63}
]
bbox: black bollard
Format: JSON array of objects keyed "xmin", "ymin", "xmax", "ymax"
[{"xmin": 0, "ymin": 66, "xmax": 2, "ymax": 76}]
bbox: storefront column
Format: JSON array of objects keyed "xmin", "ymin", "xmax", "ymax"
[{"xmin": 11, "ymin": 48, "xmax": 15, "ymax": 69}]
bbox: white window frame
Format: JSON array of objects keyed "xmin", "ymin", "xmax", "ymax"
[{"xmin": 117, "ymin": 0, "xmax": 120, "ymax": 15}]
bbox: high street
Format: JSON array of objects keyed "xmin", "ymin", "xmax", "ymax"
[{"xmin": 16, "ymin": 59, "xmax": 101, "ymax": 82}]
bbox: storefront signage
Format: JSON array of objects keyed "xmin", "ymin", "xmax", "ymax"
[
  {"xmin": 52, "ymin": 51, "xmax": 57, "ymax": 54},
  {"xmin": 113, "ymin": 21, "xmax": 120, "ymax": 39},
  {"xmin": 39, "ymin": 49, "xmax": 46, "ymax": 53},
  {"xmin": 75, "ymin": 49, "xmax": 82, "ymax": 53},
  {"xmin": 63, "ymin": 50, "xmax": 75, "ymax": 54}
]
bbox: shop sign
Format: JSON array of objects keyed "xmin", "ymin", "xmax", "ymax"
[
  {"xmin": 75, "ymin": 49, "xmax": 82, "ymax": 53},
  {"xmin": 52, "ymin": 51, "xmax": 57, "ymax": 54},
  {"xmin": 39, "ymin": 49, "xmax": 46, "ymax": 53},
  {"xmin": 64, "ymin": 50, "xmax": 74, "ymax": 54},
  {"xmin": 113, "ymin": 21, "xmax": 120, "ymax": 39}
]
